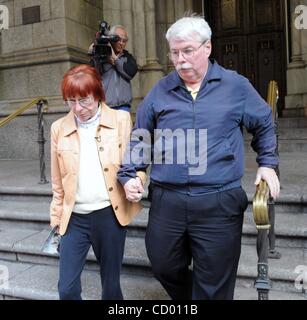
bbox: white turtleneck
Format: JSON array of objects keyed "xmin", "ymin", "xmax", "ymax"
[{"xmin": 73, "ymin": 107, "xmax": 111, "ymax": 214}]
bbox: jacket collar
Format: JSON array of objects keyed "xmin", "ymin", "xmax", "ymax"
[
  {"xmin": 165, "ymin": 59, "xmax": 223, "ymax": 92},
  {"xmin": 99, "ymin": 103, "xmax": 116, "ymax": 129},
  {"xmin": 63, "ymin": 103, "xmax": 116, "ymax": 137}
]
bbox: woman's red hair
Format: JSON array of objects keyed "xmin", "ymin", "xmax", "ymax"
[{"xmin": 61, "ymin": 64, "xmax": 105, "ymax": 101}]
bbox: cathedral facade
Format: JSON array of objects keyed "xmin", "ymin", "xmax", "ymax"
[{"xmin": 0, "ymin": 0, "xmax": 306, "ymax": 116}]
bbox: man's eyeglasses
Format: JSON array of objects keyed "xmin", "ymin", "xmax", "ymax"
[
  {"xmin": 117, "ymin": 37, "xmax": 128, "ymax": 44},
  {"xmin": 65, "ymin": 96, "xmax": 93, "ymax": 108},
  {"xmin": 167, "ymin": 40, "xmax": 208, "ymax": 62}
]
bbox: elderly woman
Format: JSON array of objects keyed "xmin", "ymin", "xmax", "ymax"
[{"xmin": 50, "ymin": 64, "xmax": 145, "ymax": 300}]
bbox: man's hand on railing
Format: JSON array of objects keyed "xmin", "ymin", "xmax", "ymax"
[{"xmin": 254, "ymin": 167, "xmax": 280, "ymax": 200}]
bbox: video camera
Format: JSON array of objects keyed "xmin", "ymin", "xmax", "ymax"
[{"xmin": 90, "ymin": 21, "xmax": 120, "ymax": 63}]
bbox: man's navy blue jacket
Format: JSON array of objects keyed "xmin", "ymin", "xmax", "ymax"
[{"xmin": 118, "ymin": 60, "xmax": 278, "ymax": 194}]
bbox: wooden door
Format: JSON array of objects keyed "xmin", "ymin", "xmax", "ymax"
[{"xmin": 204, "ymin": 0, "xmax": 287, "ymax": 107}]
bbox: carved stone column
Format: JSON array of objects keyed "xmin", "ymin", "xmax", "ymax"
[
  {"xmin": 184, "ymin": 0, "xmax": 194, "ymax": 13},
  {"xmin": 174, "ymin": 0, "xmax": 186, "ymax": 19},
  {"xmin": 102, "ymin": 0, "xmax": 121, "ymax": 27},
  {"xmin": 285, "ymin": 0, "xmax": 307, "ymax": 115},
  {"xmin": 139, "ymin": 0, "xmax": 164, "ymax": 99},
  {"xmin": 132, "ymin": 0, "xmax": 147, "ymax": 67},
  {"xmin": 155, "ymin": 0, "xmax": 168, "ymax": 73},
  {"xmin": 145, "ymin": 0, "xmax": 160, "ymax": 66},
  {"xmin": 165, "ymin": 0, "xmax": 177, "ymax": 73},
  {"xmin": 120, "ymin": 0, "xmax": 134, "ymax": 53}
]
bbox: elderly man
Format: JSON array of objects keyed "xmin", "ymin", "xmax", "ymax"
[
  {"xmin": 89, "ymin": 25, "xmax": 138, "ymax": 112},
  {"xmin": 118, "ymin": 15, "xmax": 280, "ymax": 300}
]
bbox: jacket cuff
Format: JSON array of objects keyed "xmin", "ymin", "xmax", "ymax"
[
  {"xmin": 258, "ymin": 164, "xmax": 277, "ymax": 169},
  {"xmin": 136, "ymin": 171, "xmax": 147, "ymax": 186},
  {"xmin": 118, "ymin": 176, "xmax": 134, "ymax": 187}
]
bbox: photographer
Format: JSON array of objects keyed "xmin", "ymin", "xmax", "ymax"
[{"xmin": 89, "ymin": 24, "xmax": 138, "ymax": 112}]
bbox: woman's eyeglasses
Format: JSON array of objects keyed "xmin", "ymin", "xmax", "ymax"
[{"xmin": 65, "ymin": 96, "xmax": 93, "ymax": 108}]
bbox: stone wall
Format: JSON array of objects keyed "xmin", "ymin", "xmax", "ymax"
[
  {"xmin": 0, "ymin": 0, "xmax": 103, "ymax": 111},
  {"xmin": 0, "ymin": 110, "xmax": 65, "ymax": 160},
  {"xmin": 286, "ymin": 0, "xmax": 307, "ymax": 114}
]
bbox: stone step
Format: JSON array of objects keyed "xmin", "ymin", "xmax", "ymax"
[
  {"xmin": 125, "ymin": 210, "xmax": 307, "ymax": 249},
  {"xmin": 0, "ymin": 199, "xmax": 52, "ymax": 230},
  {"xmin": 234, "ymin": 280, "xmax": 306, "ymax": 300},
  {"xmin": 242, "ymin": 212, "xmax": 307, "ymax": 249},
  {"xmin": 0, "ymin": 198, "xmax": 150, "ymax": 233},
  {"xmin": 278, "ymin": 117, "xmax": 307, "ymax": 128},
  {"xmin": 0, "ymin": 195, "xmax": 305, "ymax": 216},
  {"xmin": 0, "ymin": 226, "xmax": 306, "ymax": 292},
  {"xmin": 0, "ymin": 227, "xmax": 151, "ymax": 272},
  {"xmin": 0, "ymin": 199, "xmax": 306, "ymax": 248},
  {"xmin": 0, "ymin": 260, "xmax": 167, "ymax": 300},
  {"xmin": 0, "ymin": 259, "xmax": 305, "ymax": 300},
  {"xmin": 278, "ymin": 140, "xmax": 307, "ymax": 153},
  {"xmin": 245, "ymin": 140, "xmax": 307, "ymax": 153},
  {"xmin": 245, "ymin": 128, "xmax": 307, "ymax": 141},
  {"xmin": 243, "ymin": 124, "xmax": 307, "ymax": 152},
  {"xmin": 0, "ymin": 109, "xmax": 306, "ymax": 160},
  {"xmin": 278, "ymin": 128, "xmax": 307, "ymax": 140},
  {"xmin": 282, "ymin": 108, "xmax": 307, "ymax": 118},
  {"xmin": 2, "ymin": 152, "xmax": 307, "ymax": 214},
  {"xmin": 244, "ymin": 128, "xmax": 307, "ymax": 142},
  {"xmin": 238, "ymin": 244, "xmax": 307, "ymax": 292}
]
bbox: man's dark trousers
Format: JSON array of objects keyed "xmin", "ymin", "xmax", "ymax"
[{"xmin": 145, "ymin": 185, "xmax": 248, "ymax": 300}]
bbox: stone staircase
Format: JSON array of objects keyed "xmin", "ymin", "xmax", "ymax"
[
  {"xmin": 0, "ymin": 113, "xmax": 307, "ymax": 300},
  {"xmin": 0, "ymin": 155, "xmax": 307, "ymax": 300},
  {"xmin": 244, "ymin": 117, "xmax": 307, "ymax": 153}
]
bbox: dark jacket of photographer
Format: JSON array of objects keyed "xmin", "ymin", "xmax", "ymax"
[{"xmin": 93, "ymin": 50, "xmax": 138, "ymax": 108}]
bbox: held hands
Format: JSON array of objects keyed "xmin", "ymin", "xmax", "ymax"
[
  {"xmin": 254, "ymin": 167, "xmax": 280, "ymax": 200},
  {"xmin": 124, "ymin": 177, "xmax": 145, "ymax": 203}
]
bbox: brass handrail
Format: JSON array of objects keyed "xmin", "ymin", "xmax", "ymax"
[
  {"xmin": 267, "ymin": 80, "xmax": 278, "ymax": 121},
  {"xmin": 0, "ymin": 98, "xmax": 49, "ymax": 184},
  {"xmin": 0, "ymin": 97, "xmax": 48, "ymax": 128},
  {"xmin": 253, "ymin": 81, "xmax": 279, "ymax": 228},
  {"xmin": 253, "ymin": 80, "xmax": 280, "ymax": 300},
  {"xmin": 253, "ymin": 180, "xmax": 271, "ymax": 229}
]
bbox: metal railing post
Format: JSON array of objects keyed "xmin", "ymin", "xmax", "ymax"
[
  {"xmin": 268, "ymin": 198, "xmax": 281, "ymax": 259},
  {"xmin": 268, "ymin": 92, "xmax": 281, "ymax": 260},
  {"xmin": 0, "ymin": 97, "xmax": 49, "ymax": 184},
  {"xmin": 37, "ymin": 100, "xmax": 48, "ymax": 184},
  {"xmin": 253, "ymin": 81, "xmax": 281, "ymax": 300},
  {"xmin": 254, "ymin": 228, "xmax": 271, "ymax": 300}
]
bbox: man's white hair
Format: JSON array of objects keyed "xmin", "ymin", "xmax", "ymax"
[
  {"xmin": 166, "ymin": 14, "xmax": 212, "ymax": 43},
  {"xmin": 110, "ymin": 25, "xmax": 127, "ymax": 35}
]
